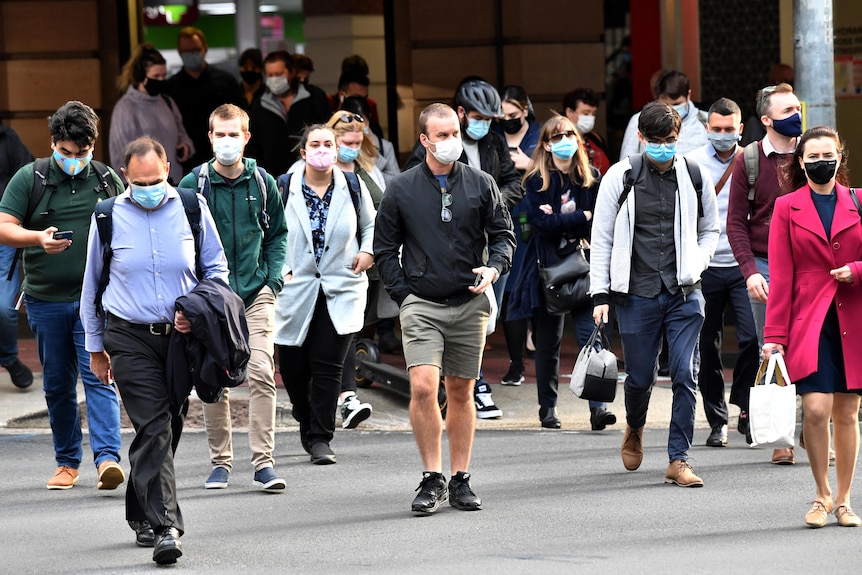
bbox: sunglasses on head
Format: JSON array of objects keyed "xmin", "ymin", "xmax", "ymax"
[
  {"xmin": 334, "ymin": 113, "xmax": 365, "ymax": 127},
  {"xmin": 548, "ymin": 130, "xmax": 576, "ymax": 143}
]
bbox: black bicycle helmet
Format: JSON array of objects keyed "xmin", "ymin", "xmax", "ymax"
[{"xmin": 455, "ymin": 80, "xmax": 503, "ymax": 118}]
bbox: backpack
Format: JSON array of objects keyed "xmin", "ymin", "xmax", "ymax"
[
  {"xmin": 93, "ymin": 187, "xmax": 202, "ymax": 317},
  {"xmin": 743, "ymin": 141, "xmax": 760, "ymax": 209},
  {"xmin": 276, "ymin": 170, "xmax": 364, "ymax": 241},
  {"xmin": 6, "ymin": 157, "xmax": 119, "ymax": 281},
  {"xmin": 193, "ymin": 162, "xmax": 271, "ymax": 230},
  {"xmin": 618, "ymin": 153, "xmax": 704, "ymax": 217}
]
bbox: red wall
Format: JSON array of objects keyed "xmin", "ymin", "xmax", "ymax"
[{"xmin": 630, "ymin": 0, "xmax": 662, "ymax": 109}]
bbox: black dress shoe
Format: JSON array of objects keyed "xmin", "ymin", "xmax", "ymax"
[
  {"xmin": 590, "ymin": 407, "xmax": 617, "ymax": 431},
  {"xmin": 539, "ymin": 406, "xmax": 561, "ymax": 429},
  {"xmin": 153, "ymin": 527, "xmax": 182, "ymax": 565},
  {"xmin": 310, "ymin": 442, "xmax": 336, "ymax": 465},
  {"xmin": 128, "ymin": 519, "xmax": 155, "ymax": 548},
  {"xmin": 706, "ymin": 425, "xmax": 728, "ymax": 447},
  {"xmin": 4, "ymin": 358, "xmax": 33, "ymax": 389}
]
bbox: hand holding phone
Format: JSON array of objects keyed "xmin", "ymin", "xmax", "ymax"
[
  {"xmin": 53, "ymin": 230, "xmax": 73, "ymax": 241},
  {"xmin": 473, "ymin": 273, "xmax": 483, "ymax": 288}
]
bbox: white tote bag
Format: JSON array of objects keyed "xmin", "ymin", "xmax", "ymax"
[{"xmin": 749, "ymin": 352, "xmax": 796, "ymax": 448}]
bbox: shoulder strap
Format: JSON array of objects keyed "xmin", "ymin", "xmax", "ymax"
[
  {"xmin": 343, "ymin": 170, "xmax": 362, "ymax": 215},
  {"xmin": 176, "ymin": 187, "xmax": 203, "ymax": 280},
  {"xmin": 7, "ymin": 158, "xmax": 55, "ymax": 281},
  {"xmin": 851, "ymin": 188, "xmax": 862, "ymax": 217},
  {"xmin": 618, "ymin": 153, "xmax": 643, "ymax": 212},
  {"xmin": 276, "ymin": 172, "xmax": 292, "ymax": 207},
  {"xmin": 715, "ymin": 148, "xmax": 742, "ymax": 194},
  {"xmin": 253, "ymin": 166, "xmax": 270, "ymax": 230},
  {"xmin": 90, "ymin": 160, "xmax": 120, "ymax": 197},
  {"xmin": 683, "ymin": 157, "xmax": 704, "ymax": 218},
  {"xmin": 193, "ymin": 163, "xmax": 210, "ymax": 200},
  {"xmin": 744, "ymin": 141, "xmax": 760, "ymax": 203},
  {"xmin": 93, "ymin": 197, "xmax": 118, "ymax": 317}
]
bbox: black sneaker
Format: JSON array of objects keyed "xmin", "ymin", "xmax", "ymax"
[
  {"xmin": 448, "ymin": 471, "xmax": 482, "ymax": 511},
  {"xmin": 411, "ymin": 471, "xmax": 447, "ymax": 514},
  {"xmin": 4, "ymin": 358, "xmax": 33, "ymax": 389},
  {"xmin": 500, "ymin": 363, "xmax": 525, "ymax": 386},
  {"xmin": 474, "ymin": 379, "xmax": 502, "ymax": 419}
]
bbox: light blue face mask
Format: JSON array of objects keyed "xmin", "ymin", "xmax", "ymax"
[
  {"xmin": 644, "ymin": 141, "xmax": 677, "ymax": 163},
  {"xmin": 550, "ymin": 137, "xmax": 578, "ymax": 160},
  {"xmin": 465, "ymin": 118, "xmax": 491, "ymax": 140},
  {"xmin": 130, "ymin": 182, "xmax": 167, "ymax": 210},
  {"xmin": 672, "ymin": 102, "xmax": 689, "ymax": 120},
  {"xmin": 338, "ymin": 145, "xmax": 360, "ymax": 163},
  {"xmin": 52, "ymin": 149, "xmax": 92, "ymax": 176}
]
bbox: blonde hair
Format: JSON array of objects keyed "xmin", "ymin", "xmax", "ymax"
[
  {"xmin": 523, "ymin": 114, "xmax": 595, "ymax": 192},
  {"xmin": 209, "ymin": 103, "xmax": 249, "ymax": 132},
  {"xmin": 326, "ymin": 110, "xmax": 377, "ymax": 172}
]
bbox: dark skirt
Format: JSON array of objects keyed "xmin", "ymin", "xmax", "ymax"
[{"xmin": 794, "ymin": 303, "xmax": 862, "ymax": 395}]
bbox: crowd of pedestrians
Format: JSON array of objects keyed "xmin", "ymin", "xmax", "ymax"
[{"xmin": 1, "ymin": 25, "xmax": 861, "ymax": 565}]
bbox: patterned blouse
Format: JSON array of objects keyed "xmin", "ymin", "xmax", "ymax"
[{"xmin": 301, "ymin": 176, "xmax": 335, "ymax": 265}]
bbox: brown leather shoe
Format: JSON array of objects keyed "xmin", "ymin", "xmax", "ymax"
[
  {"xmin": 804, "ymin": 500, "xmax": 832, "ymax": 528},
  {"xmin": 835, "ymin": 505, "xmax": 862, "ymax": 527},
  {"xmin": 771, "ymin": 447, "xmax": 795, "ymax": 465},
  {"xmin": 47, "ymin": 466, "xmax": 79, "ymax": 490},
  {"xmin": 664, "ymin": 460, "xmax": 704, "ymax": 487},
  {"xmin": 621, "ymin": 425, "xmax": 644, "ymax": 470},
  {"xmin": 97, "ymin": 460, "xmax": 125, "ymax": 490}
]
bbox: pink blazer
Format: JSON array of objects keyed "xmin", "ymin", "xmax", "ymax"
[{"xmin": 764, "ymin": 183, "xmax": 862, "ymax": 389}]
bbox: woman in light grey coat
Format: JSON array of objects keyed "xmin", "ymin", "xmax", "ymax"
[{"xmin": 274, "ymin": 124, "xmax": 375, "ymax": 465}]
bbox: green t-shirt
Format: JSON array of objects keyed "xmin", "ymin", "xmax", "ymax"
[{"xmin": 0, "ymin": 159, "xmax": 123, "ymax": 302}]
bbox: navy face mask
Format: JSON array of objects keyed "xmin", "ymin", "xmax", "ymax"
[{"xmin": 771, "ymin": 113, "xmax": 802, "ymax": 137}]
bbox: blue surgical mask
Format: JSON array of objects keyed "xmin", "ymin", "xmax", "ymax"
[
  {"xmin": 52, "ymin": 148, "xmax": 92, "ymax": 177},
  {"xmin": 771, "ymin": 112, "xmax": 802, "ymax": 137},
  {"xmin": 465, "ymin": 118, "xmax": 491, "ymax": 140},
  {"xmin": 130, "ymin": 182, "xmax": 167, "ymax": 210},
  {"xmin": 672, "ymin": 102, "xmax": 689, "ymax": 120},
  {"xmin": 338, "ymin": 145, "xmax": 360, "ymax": 163},
  {"xmin": 550, "ymin": 137, "xmax": 578, "ymax": 160},
  {"xmin": 644, "ymin": 141, "xmax": 677, "ymax": 163},
  {"xmin": 707, "ymin": 132, "xmax": 740, "ymax": 153},
  {"xmin": 181, "ymin": 51, "xmax": 204, "ymax": 72}
]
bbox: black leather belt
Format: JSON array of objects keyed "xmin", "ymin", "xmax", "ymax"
[{"xmin": 108, "ymin": 314, "xmax": 173, "ymax": 336}]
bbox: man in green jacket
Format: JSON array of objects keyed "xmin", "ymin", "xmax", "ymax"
[{"xmin": 178, "ymin": 104, "xmax": 288, "ymax": 492}]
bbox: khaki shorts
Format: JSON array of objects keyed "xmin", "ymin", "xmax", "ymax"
[{"xmin": 399, "ymin": 293, "xmax": 491, "ymax": 379}]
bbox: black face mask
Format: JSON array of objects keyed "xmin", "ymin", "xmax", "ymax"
[
  {"xmin": 501, "ymin": 117, "xmax": 523, "ymax": 135},
  {"xmin": 144, "ymin": 78, "xmax": 166, "ymax": 96},
  {"xmin": 240, "ymin": 70, "xmax": 262, "ymax": 85},
  {"xmin": 804, "ymin": 160, "xmax": 838, "ymax": 186}
]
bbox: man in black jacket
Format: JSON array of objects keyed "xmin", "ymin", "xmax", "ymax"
[
  {"xmin": 404, "ymin": 79, "xmax": 523, "ymax": 419},
  {"xmin": 375, "ymin": 103, "xmax": 515, "ymax": 515}
]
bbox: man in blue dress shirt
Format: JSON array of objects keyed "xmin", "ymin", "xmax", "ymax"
[{"xmin": 80, "ymin": 137, "xmax": 229, "ymax": 565}]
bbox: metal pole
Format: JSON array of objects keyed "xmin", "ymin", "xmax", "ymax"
[{"xmin": 794, "ymin": 0, "xmax": 835, "ymax": 128}]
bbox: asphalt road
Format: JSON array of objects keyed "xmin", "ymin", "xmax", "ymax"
[{"xmin": 1, "ymin": 427, "xmax": 860, "ymax": 574}]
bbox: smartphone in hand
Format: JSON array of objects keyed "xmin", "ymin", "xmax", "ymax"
[
  {"xmin": 473, "ymin": 273, "xmax": 483, "ymax": 288},
  {"xmin": 53, "ymin": 230, "xmax": 73, "ymax": 241}
]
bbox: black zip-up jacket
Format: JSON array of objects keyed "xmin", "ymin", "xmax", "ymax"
[
  {"xmin": 374, "ymin": 160, "xmax": 515, "ymax": 307},
  {"xmin": 404, "ymin": 131, "xmax": 524, "ymax": 209}
]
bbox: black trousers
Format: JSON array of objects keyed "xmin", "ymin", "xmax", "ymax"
[
  {"xmin": 698, "ymin": 266, "xmax": 759, "ymax": 427},
  {"xmin": 279, "ymin": 292, "xmax": 352, "ymax": 445},
  {"xmin": 104, "ymin": 321, "xmax": 184, "ymax": 535}
]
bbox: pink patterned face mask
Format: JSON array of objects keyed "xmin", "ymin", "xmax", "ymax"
[{"xmin": 305, "ymin": 147, "xmax": 337, "ymax": 171}]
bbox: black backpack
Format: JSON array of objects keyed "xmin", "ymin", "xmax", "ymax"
[
  {"xmin": 92, "ymin": 187, "xmax": 202, "ymax": 317},
  {"xmin": 6, "ymin": 157, "xmax": 118, "ymax": 280},
  {"xmin": 617, "ymin": 153, "xmax": 704, "ymax": 217}
]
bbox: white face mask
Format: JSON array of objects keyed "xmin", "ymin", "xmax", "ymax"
[
  {"xmin": 576, "ymin": 115, "xmax": 596, "ymax": 134},
  {"xmin": 428, "ymin": 137, "xmax": 463, "ymax": 164},
  {"xmin": 213, "ymin": 136, "xmax": 244, "ymax": 166},
  {"xmin": 265, "ymin": 75, "xmax": 289, "ymax": 96}
]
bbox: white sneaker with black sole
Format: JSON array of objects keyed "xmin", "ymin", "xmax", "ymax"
[
  {"xmin": 474, "ymin": 380, "xmax": 502, "ymax": 419},
  {"xmin": 341, "ymin": 394, "xmax": 372, "ymax": 429}
]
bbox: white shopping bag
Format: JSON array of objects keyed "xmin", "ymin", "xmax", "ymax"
[{"xmin": 749, "ymin": 352, "xmax": 796, "ymax": 447}]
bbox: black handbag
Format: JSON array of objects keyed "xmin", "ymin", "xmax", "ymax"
[{"xmin": 538, "ymin": 245, "xmax": 591, "ymax": 315}]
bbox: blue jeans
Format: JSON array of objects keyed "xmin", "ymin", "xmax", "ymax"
[
  {"xmin": 25, "ymin": 295, "xmax": 122, "ymax": 469},
  {"xmin": 750, "ymin": 256, "xmax": 769, "ymax": 349},
  {"xmin": 0, "ymin": 244, "xmax": 21, "ymax": 366},
  {"xmin": 616, "ymin": 289, "xmax": 705, "ymax": 462}
]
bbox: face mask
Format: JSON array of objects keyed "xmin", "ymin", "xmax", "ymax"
[
  {"xmin": 501, "ymin": 118, "xmax": 523, "ymax": 135},
  {"xmin": 771, "ymin": 112, "xmax": 802, "ymax": 137},
  {"xmin": 672, "ymin": 102, "xmax": 689, "ymax": 120},
  {"xmin": 644, "ymin": 141, "xmax": 677, "ymax": 163},
  {"xmin": 550, "ymin": 137, "xmax": 578, "ymax": 160},
  {"xmin": 240, "ymin": 70, "xmax": 261, "ymax": 85},
  {"xmin": 338, "ymin": 145, "xmax": 360, "ymax": 163},
  {"xmin": 130, "ymin": 182, "xmax": 167, "ymax": 209},
  {"xmin": 576, "ymin": 115, "xmax": 595, "ymax": 134},
  {"xmin": 305, "ymin": 147, "xmax": 337, "ymax": 171},
  {"xmin": 144, "ymin": 78, "xmax": 166, "ymax": 96},
  {"xmin": 428, "ymin": 137, "xmax": 463, "ymax": 164},
  {"xmin": 180, "ymin": 51, "xmax": 204, "ymax": 72},
  {"xmin": 265, "ymin": 75, "xmax": 290, "ymax": 96},
  {"xmin": 52, "ymin": 148, "xmax": 92, "ymax": 177},
  {"xmin": 804, "ymin": 160, "xmax": 838, "ymax": 186},
  {"xmin": 213, "ymin": 136, "xmax": 244, "ymax": 166},
  {"xmin": 465, "ymin": 118, "xmax": 491, "ymax": 140},
  {"xmin": 707, "ymin": 132, "xmax": 739, "ymax": 153}
]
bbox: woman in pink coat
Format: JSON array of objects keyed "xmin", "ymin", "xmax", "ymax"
[{"xmin": 764, "ymin": 126, "xmax": 862, "ymax": 529}]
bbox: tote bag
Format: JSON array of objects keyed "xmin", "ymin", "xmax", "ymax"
[
  {"xmin": 749, "ymin": 352, "xmax": 796, "ymax": 448},
  {"xmin": 570, "ymin": 322, "xmax": 618, "ymax": 402}
]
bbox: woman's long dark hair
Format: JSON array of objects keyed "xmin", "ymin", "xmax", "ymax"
[{"xmin": 783, "ymin": 125, "xmax": 849, "ymax": 191}]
